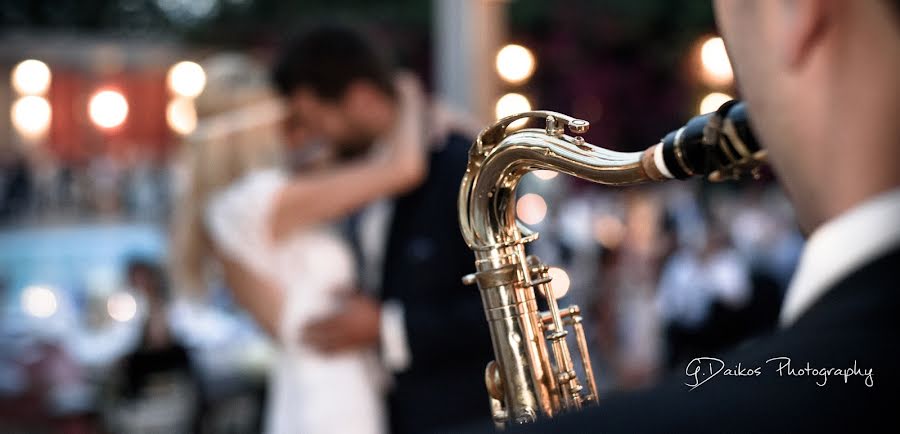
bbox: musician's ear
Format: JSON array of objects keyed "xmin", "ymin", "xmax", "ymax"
[{"xmin": 778, "ymin": 0, "xmax": 831, "ymax": 69}]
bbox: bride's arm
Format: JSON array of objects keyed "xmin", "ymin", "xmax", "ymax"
[
  {"xmin": 270, "ymin": 75, "xmax": 427, "ymax": 239},
  {"xmin": 219, "ymin": 254, "xmax": 284, "ymax": 339}
]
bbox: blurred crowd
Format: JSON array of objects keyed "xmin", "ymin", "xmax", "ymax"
[
  {"xmin": 526, "ymin": 179, "xmax": 802, "ymax": 390},
  {"xmin": 0, "ymin": 144, "xmax": 173, "ymax": 225},
  {"xmin": 0, "ymin": 54, "xmax": 284, "ymax": 433}
]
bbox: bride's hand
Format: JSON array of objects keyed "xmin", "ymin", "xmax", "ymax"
[{"xmin": 303, "ymin": 292, "xmax": 381, "ymax": 354}]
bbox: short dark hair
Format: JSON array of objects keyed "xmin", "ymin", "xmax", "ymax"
[
  {"xmin": 270, "ymin": 25, "xmax": 396, "ymax": 101},
  {"xmin": 126, "ymin": 257, "xmax": 169, "ymax": 301}
]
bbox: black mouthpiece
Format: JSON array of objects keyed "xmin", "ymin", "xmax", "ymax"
[{"xmin": 660, "ymin": 100, "xmax": 761, "ymax": 180}]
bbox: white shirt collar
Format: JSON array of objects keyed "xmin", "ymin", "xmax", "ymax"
[{"xmin": 780, "ymin": 187, "xmax": 900, "ymax": 326}]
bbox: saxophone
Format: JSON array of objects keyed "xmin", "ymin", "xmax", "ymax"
[{"xmin": 458, "ymin": 100, "xmax": 765, "ymax": 427}]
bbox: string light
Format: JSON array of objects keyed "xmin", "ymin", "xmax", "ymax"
[
  {"xmin": 496, "ymin": 93, "xmax": 532, "ymax": 129},
  {"xmin": 21, "ymin": 285, "xmax": 58, "ymax": 318},
  {"xmin": 11, "ymin": 96, "xmax": 52, "ymax": 138},
  {"xmin": 167, "ymin": 61, "xmax": 207, "ymax": 98},
  {"xmin": 166, "ymin": 97, "xmax": 198, "ymax": 135},
  {"xmin": 11, "ymin": 59, "xmax": 52, "ymax": 95},
  {"xmin": 496, "ymin": 44, "xmax": 536, "ymax": 84},
  {"xmin": 700, "ymin": 36, "xmax": 734, "ymax": 86},
  {"xmin": 699, "ymin": 92, "xmax": 733, "ymax": 115},
  {"xmin": 517, "ymin": 193, "xmax": 547, "ymax": 225},
  {"xmin": 533, "ymin": 170, "xmax": 558, "ymax": 181},
  {"xmin": 547, "ymin": 267, "xmax": 570, "ymax": 299},
  {"xmin": 107, "ymin": 292, "xmax": 138, "ymax": 322},
  {"xmin": 89, "ymin": 90, "xmax": 129, "ymax": 129}
]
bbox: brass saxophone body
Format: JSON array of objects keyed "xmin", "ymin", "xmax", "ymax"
[{"xmin": 458, "ymin": 101, "xmax": 764, "ymax": 427}]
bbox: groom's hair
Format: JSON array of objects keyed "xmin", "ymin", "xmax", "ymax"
[{"xmin": 270, "ymin": 25, "xmax": 396, "ymax": 101}]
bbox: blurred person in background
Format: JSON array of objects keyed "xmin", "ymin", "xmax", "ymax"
[
  {"xmin": 0, "ymin": 145, "xmax": 32, "ymax": 223},
  {"xmin": 593, "ymin": 191, "xmax": 666, "ymax": 389},
  {"xmin": 481, "ymin": 0, "xmax": 900, "ymax": 432},
  {"xmin": 124, "ymin": 146, "xmax": 170, "ymax": 223},
  {"xmin": 87, "ymin": 152, "xmax": 125, "ymax": 217},
  {"xmin": 269, "ymin": 26, "xmax": 494, "ymax": 433},
  {"xmin": 101, "ymin": 258, "xmax": 204, "ymax": 433},
  {"xmin": 655, "ymin": 221, "xmax": 752, "ymax": 367}
]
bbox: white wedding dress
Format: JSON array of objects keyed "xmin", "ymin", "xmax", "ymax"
[{"xmin": 205, "ymin": 169, "xmax": 385, "ymax": 434}]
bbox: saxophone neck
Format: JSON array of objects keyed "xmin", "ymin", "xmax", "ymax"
[{"xmin": 458, "ymin": 111, "xmax": 658, "ymax": 252}]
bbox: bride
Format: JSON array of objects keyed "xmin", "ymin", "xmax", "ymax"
[{"xmin": 172, "ymin": 55, "xmax": 425, "ymax": 434}]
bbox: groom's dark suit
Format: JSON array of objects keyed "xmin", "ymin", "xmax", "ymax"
[{"xmin": 355, "ymin": 132, "xmax": 494, "ymax": 434}]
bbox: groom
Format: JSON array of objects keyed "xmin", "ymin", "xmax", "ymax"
[{"xmin": 271, "ymin": 26, "xmax": 494, "ymax": 433}]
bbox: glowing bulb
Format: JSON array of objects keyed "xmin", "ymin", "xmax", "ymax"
[
  {"xmin": 11, "ymin": 96, "xmax": 52, "ymax": 138},
  {"xmin": 533, "ymin": 170, "xmax": 558, "ymax": 181},
  {"xmin": 496, "ymin": 44, "xmax": 536, "ymax": 84},
  {"xmin": 89, "ymin": 90, "xmax": 129, "ymax": 129},
  {"xmin": 699, "ymin": 92, "xmax": 733, "ymax": 115},
  {"xmin": 107, "ymin": 292, "xmax": 138, "ymax": 322},
  {"xmin": 11, "ymin": 59, "xmax": 52, "ymax": 95},
  {"xmin": 700, "ymin": 36, "xmax": 734, "ymax": 86},
  {"xmin": 167, "ymin": 61, "xmax": 207, "ymax": 98},
  {"xmin": 495, "ymin": 93, "xmax": 532, "ymax": 129},
  {"xmin": 166, "ymin": 97, "xmax": 198, "ymax": 135},
  {"xmin": 547, "ymin": 267, "xmax": 570, "ymax": 299},
  {"xmin": 21, "ymin": 285, "xmax": 58, "ymax": 318},
  {"xmin": 516, "ymin": 193, "xmax": 547, "ymax": 225}
]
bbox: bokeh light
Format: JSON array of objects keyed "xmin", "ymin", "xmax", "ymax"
[
  {"xmin": 700, "ymin": 36, "xmax": 734, "ymax": 86},
  {"xmin": 496, "ymin": 44, "xmax": 536, "ymax": 84},
  {"xmin": 166, "ymin": 97, "xmax": 198, "ymax": 135},
  {"xmin": 167, "ymin": 61, "xmax": 207, "ymax": 98},
  {"xmin": 533, "ymin": 170, "xmax": 558, "ymax": 181},
  {"xmin": 517, "ymin": 193, "xmax": 547, "ymax": 225},
  {"xmin": 699, "ymin": 92, "xmax": 733, "ymax": 115},
  {"xmin": 11, "ymin": 96, "xmax": 52, "ymax": 138},
  {"xmin": 496, "ymin": 92, "xmax": 532, "ymax": 129},
  {"xmin": 11, "ymin": 59, "xmax": 52, "ymax": 95},
  {"xmin": 547, "ymin": 267, "xmax": 570, "ymax": 299},
  {"xmin": 89, "ymin": 90, "xmax": 129, "ymax": 129},
  {"xmin": 21, "ymin": 285, "xmax": 58, "ymax": 318},
  {"xmin": 107, "ymin": 292, "xmax": 138, "ymax": 322}
]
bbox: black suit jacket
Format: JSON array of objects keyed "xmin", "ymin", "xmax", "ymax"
[
  {"xmin": 380, "ymin": 132, "xmax": 495, "ymax": 433},
  {"xmin": 462, "ymin": 246, "xmax": 900, "ymax": 433}
]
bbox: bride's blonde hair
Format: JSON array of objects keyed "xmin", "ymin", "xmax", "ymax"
[{"xmin": 170, "ymin": 53, "xmax": 285, "ymax": 295}]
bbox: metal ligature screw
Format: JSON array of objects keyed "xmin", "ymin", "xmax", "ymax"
[
  {"xmin": 568, "ymin": 119, "xmax": 591, "ymax": 150},
  {"xmin": 574, "ymin": 136, "xmax": 587, "ymax": 150},
  {"xmin": 568, "ymin": 119, "xmax": 590, "ymax": 134}
]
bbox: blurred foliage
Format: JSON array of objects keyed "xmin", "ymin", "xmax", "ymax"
[
  {"xmin": 507, "ymin": 0, "xmax": 718, "ymax": 150},
  {"xmin": 0, "ymin": 0, "xmax": 429, "ymax": 45},
  {"xmin": 1, "ymin": 0, "xmax": 710, "ymax": 47}
]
